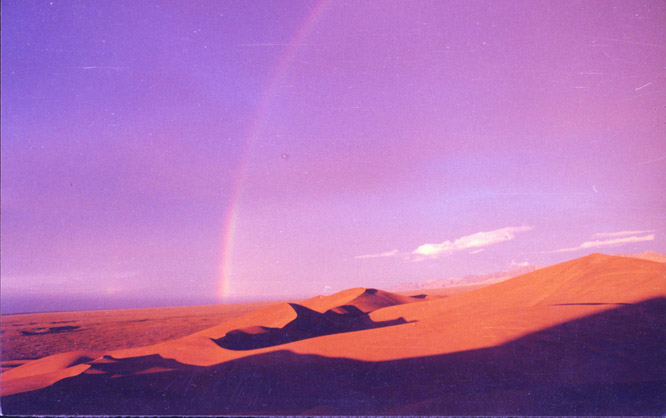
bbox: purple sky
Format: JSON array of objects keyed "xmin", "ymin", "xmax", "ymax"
[{"xmin": 2, "ymin": 1, "xmax": 665, "ymax": 313}]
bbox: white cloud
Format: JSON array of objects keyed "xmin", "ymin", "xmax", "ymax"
[
  {"xmin": 412, "ymin": 226, "xmax": 533, "ymax": 258},
  {"xmin": 354, "ymin": 249, "xmax": 399, "ymax": 259},
  {"xmin": 470, "ymin": 249, "xmax": 485, "ymax": 254},
  {"xmin": 552, "ymin": 234, "xmax": 655, "ymax": 253},
  {"xmin": 510, "ymin": 260, "xmax": 530, "ymax": 267},
  {"xmin": 592, "ymin": 230, "xmax": 655, "ymax": 239}
]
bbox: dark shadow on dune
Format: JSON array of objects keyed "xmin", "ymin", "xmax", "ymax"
[
  {"xmin": 88, "ymin": 354, "xmax": 192, "ymax": 375},
  {"xmin": 212, "ymin": 303, "xmax": 411, "ymax": 350},
  {"xmin": 68, "ymin": 355, "xmax": 97, "ymax": 368},
  {"xmin": 410, "ymin": 294, "xmax": 428, "ymax": 299},
  {"xmin": 3, "ymin": 297, "xmax": 665, "ymax": 416},
  {"xmin": 328, "ymin": 304, "xmax": 365, "ymax": 315},
  {"xmin": 20, "ymin": 325, "xmax": 81, "ymax": 336},
  {"xmin": 552, "ymin": 302, "xmax": 632, "ymax": 306}
]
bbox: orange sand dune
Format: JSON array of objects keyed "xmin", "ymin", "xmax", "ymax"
[
  {"xmin": 272, "ymin": 253, "xmax": 666, "ymax": 361},
  {"xmin": 2, "ymin": 253, "xmax": 665, "ymax": 415},
  {"xmin": 0, "ymin": 351, "xmax": 98, "ymax": 397},
  {"xmin": 300, "ymin": 287, "xmax": 420, "ymax": 313},
  {"xmin": 93, "ymin": 288, "xmax": 423, "ymax": 366}
]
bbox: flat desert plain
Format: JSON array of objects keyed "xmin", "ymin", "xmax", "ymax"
[{"xmin": 1, "ymin": 253, "xmax": 665, "ymax": 415}]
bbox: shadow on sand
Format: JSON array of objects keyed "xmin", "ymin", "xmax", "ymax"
[
  {"xmin": 3, "ymin": 297, "xmax": 665, "ymax": 416},
  {"xmin": 20, "ymin": 325, "xmax": 82, "ymax": 336},
  {"xmin": 551, "ymin": 302, "xmax": 632, "ymax": 306},
  {"xmin": 212, "ymin": 303, "xmax": 410, "ymax": 350}
]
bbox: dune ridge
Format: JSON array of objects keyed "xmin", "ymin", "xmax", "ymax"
[
  {"xmin": 301, "ymin": 287, "xmax": 418, "ymax": 313},
  {"xmin": 2, "ymin": 253, "xmax": 665, "ymax": 415},
  {"xmin": 1, "ymin": 287, "xmax": 420, "ymax": 394},
  {"xmin": 211, "ymin": 302, "xmax": 410, "ymax": 351}
]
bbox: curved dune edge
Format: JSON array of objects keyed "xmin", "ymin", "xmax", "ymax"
[
  {"xmin": 1, "ymin": 351, "xmax": 99, "ymax": 380},
  {"xmin": 2, "ymin": 253, "xmax": 664, "ymax": 398},
  {"xmin": 1, "ymin": 363, "xmax": 90, "ymax": 396},
  {"xmin": 4, "ymin": 295, "xmax": 664, "ymax": 416},
  {"xmin": 300, "ymin": 287, "xmax": 418, "ymax": 313},
  {"xmin": 0, "ymin": 287, "xmax": 421, "ymax": 394},
  {"xmin": 98, "ymin": 288, "xmax": 422, "ymax": 366},
  {"xmin": 1, "ymin": 351, "xmax": 101, "ymax": 396}
]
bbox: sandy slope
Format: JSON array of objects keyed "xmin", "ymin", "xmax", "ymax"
[
  {"xmin": 300, "ymin": 287, "xmax": 421, "ymax": 313},
  {"xmin": 243, "ymin": 253, "xmax": 664, "ymax": 363},
  {"xmin": 1, "ymin": 288, "xmax": 423, "ymax": 392},
  {"xmin": 81, "ymin": 288, "xmax": 423, "ymax": 367},
  {"xmin": 2, "ymin": 253, "xmax": 665, "ymax": 415}
]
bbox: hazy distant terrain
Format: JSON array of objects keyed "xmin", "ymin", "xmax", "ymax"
[
  {"xmin": 391, "ymin": 264, "xmax": 540, "ymax": 291},
  {"xmin": 393, "ymin": 252, "xmax": 666, "ymax": 293},
  {"xmin": 619, "ymin": 251, "xmax": 666, "ymax": 263}
]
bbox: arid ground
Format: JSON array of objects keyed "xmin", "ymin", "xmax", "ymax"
[{"xmin": 1, "ymin": 253, "xmax": 665, "ymax": 415}]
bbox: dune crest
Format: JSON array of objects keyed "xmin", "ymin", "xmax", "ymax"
[
  {"xmin": 189, "ymin": 287, "xmax": 417, "ymax": 342},
  {"xmin": 1, "ymin": 351, "xmax": 98, "ymax": 396},
  {"xmin": 2, "ymin": 253, "xmax": 665, "ymax": 414},
  {"xmin": 212, "ymin": 302, "xmax": 410, "ymax": 351},
  {"xmin": 301, "ymin": 287, "xmax": 420, "ymax": 313}
]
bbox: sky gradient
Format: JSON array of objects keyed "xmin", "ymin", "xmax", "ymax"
[{"xmin": 2, "ymin": 0, "xmax": 665, "ymax": 313}]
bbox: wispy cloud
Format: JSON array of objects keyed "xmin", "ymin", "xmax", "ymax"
[
  {"xmin": 240, "ymin": 43, "xmax": 301, "ymax": 47},
  {"xmin": 550, "ymin": 234, "xmax": 655, "ymax": 253},
  {"xmin": 412, "ymin": 226, "xmax": 533, "ymax": 258},
  {"xmin": 354, "ymin": 249, "xmax": 399, "ymax": 259},
  {"xmin": 68, "ymin": 66, "xmax": 129, "ymax": 70},
  {"xmin": 634, "ymin": 155, "xmax": 666, "ymax": 166},
  {"xmin": 592, "ymin": 230, "xmax": 655, "ymax": 239}
]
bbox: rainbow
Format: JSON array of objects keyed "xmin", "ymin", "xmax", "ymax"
[{"xmin": 218, "ymin": 0, "xmax": 332, "ymax": 301}]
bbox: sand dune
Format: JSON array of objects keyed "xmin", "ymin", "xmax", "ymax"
[
  {"xmin": 211, "ymin": 302, "xmax": 409, "ymax": 351},
  {"xmin": 0, "ymin": 351, "xmax": 98, "ymax": 397},
  {"xmin": 300, "ymin": 287, "xmax": 420, "ymax": 313},
  {"xmin": 2, "ymin": 253, "xmax": 665, "ymax": 415},
  {"xmin": 92, "ymin": 288, "xmax": 422, "ymax": 367}
]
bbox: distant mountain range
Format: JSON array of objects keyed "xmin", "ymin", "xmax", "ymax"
[
  {"xmin": 618, "ymin": 251, "xmax": 666, "ymax": 263},
  {"xmin": 391, "ymin": 264, "xmax": 540, "ymax": 292},
  {"xmin": 392, "ymin": 251, "xmax": 666, "ymax": 292}
]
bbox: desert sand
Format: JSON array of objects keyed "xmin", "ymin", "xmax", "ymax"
[
  {"xmin": 1, "ymin": 301, "xmax": 278, "ymax": 363},
  {"xmin": 1, "ymin": 253, "xmax": 665, "ymax": 415}
]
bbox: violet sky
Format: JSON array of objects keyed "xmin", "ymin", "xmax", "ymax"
[{"xmin": 2, "ymin": 1, "xmax": 665, "ymax": 313}]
